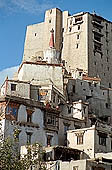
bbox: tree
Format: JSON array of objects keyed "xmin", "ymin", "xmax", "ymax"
[{"xmin": 0, "ymin": 126, "xmax": 46, "ymax": 170}]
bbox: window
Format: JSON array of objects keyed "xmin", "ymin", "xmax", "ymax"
[
  {"xmin": 105, "ymin": 103, "xmax": 109, "ymax": 108},
  {"xmin": 27, "ymin": 133, "xmax": 32, "ymax": 144},
  {"xmin": 94, "ymin": 61, "xmax": 96, "ymax": 65},
  {"xmin": 99, "ymin": 133, "xmax": 107, "ymax": 146},
  {"xmin": 35, "ymin": 33, "xmax": 37, "ymax": 36},
  {"xmin": 64, "ymin": 124, "xmax": 69, "ymax": 134},
  {"xmin": 77, "ymin": 134, "xmax": 83, "ymax": 145},
  {"xmin": 107, "ymin": 57, "xmax": 109, "ymax": 62},
  {"xmin": 76, "ymin": 44, "xmax": 79, "ymax": 48},
  {"xmin": 107, "ymin": 67, "xmax": 109, "ymax": 71},
  {"xmin": 77, "ymin": 34, "xmax": 79, "ymax": 39},
  {"xmin": 78, "ymin": 25, "xmax": 80, "ymax": 30},
  {"xmin": 69, "ymin": 27, "xmax": 72, "ymax": 32},
  {"xmin": 27, "ymin": 114, "xmax": 32, "ymax": 123},
  {"xmin": 73, "ymin": 166, "xmax": 78, "ymax": 170},
  {"xmin": 49, "ymin": 19, "xmax": 51, "ymax": 23},
  {"xmin": 88, "ymin": 82, "xmax": 91, "ymax": 86},
  {"xmin": 11, "ymin": 84, "xmax": 16, "ymax": 91},
  {"xmin": 94, "ymin": 42, "xmax": 101, "ymax": 51},
  {"xmin": 94, "ymin": 32, "xmax": 101, "ymax": 42},
  {"xmin": 47, "ymin": 135, "xmax": 52, "ymax": 146},
  {"xmin": 79, "ymin": 72, "xmax": 82, "ymax": 76},
  {"xmin": 94, "ymin": 83, "xmax": 97, "ymax": 87},
  {"xmin": 75, "ymin": 16, "xmax": 82, "ymax": 23},
  {"xmin": 47, "ymin": 115, "xmax": 56, "ymax": 126},
  {"xmin": 73, "ymin": 85, "xmax": 75, "ymax": 93},
  {"xmin": 109, "ymin": 83, "xmax": 111, "ymax": 88},
  {"xmin": 106, "ymin": 23, "xmax": 108, "ymax": 30},
  {"xmin": 6, "ymin": 105, "xmax": 17, "ymax": 117}
]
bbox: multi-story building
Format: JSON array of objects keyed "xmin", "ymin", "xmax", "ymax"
[
  {"xmin": 23, "ymin": 8, "xmax": 112, "ymax": 88},
  {"xmin": 1, "ymin": 7, "xmax": 112, "ymax": 170}
]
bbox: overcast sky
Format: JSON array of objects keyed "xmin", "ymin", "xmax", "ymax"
[{"xmin": 0, "ymin": 0, "xmax": 112, "ymax": 85}]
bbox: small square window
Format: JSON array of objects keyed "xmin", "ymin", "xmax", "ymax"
[
  {"xmin": 11, "ymin": 84, "xmax": 16, "ymax": 91},
  {"xmin": 49, "ymin": 19, "xmax": 51, "ymax": 23}
]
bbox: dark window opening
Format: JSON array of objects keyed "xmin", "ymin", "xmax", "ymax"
[
  {"xmin": 75, "ymin": 17, "xmax": 82, "ymax": 23},
  {"xmin": 94, "ymin": 42, "xmax": 101, "ymax": 51},
  {"xmin": 27, "ymin": 114, "xmax": 32, "ymax": 123},
  {"xmin": 47, "ymin": 115, "xmax": 56, "ymax": 126},
  {"xmin": 11, "ymin": 84, "xmax": 16, "ymax": 91},
  {"xmin": 106, "ymin": 23, "xmax": 108, "ymax": 29},
  {"xmin": 109, "ymin": 83, "xmax": 111, "ymax": 88},
  {"xmin": 94, "ymin": 83, "xmax": 97, "ymax": 87},
  {"xmin": 77, "ymin": 34, "xmax": 79, "ymax": 39},
  {"xmin": 105, "ymin": 103, "xmax": 109, "ymax": 108},
  {"xmin": 69, "ymin": 27, "xmax": 72, "ymax": 32},
  {"xmin": 35, "ymin": 33, "xmax": 37, "ymax": 36},
  {"xmin": 93, "ymin": 17, "xmax": 102, "ymax": 24},
  {"xmin": 49, "ymin": 19, "xmax": 51, "ymax": 23},
  {"xmin": 76, "ymin": 44, "xmax": 79, "ymax": 48},
  {"xmin": 78, "ymin": 25, "xmax": 80, "ymax": 30},
  {"xmin": 88, "ymin": 82, "xmax": 91, "ymax": 86},
  {"xmin": 73, "ymin": 85, "xmax": 75, "ymax": 93},
  {"xmin": 94, "ymin": 33, "xmax": 101, "ymax": 42},
  {"xmin": 79, "ymin": 72, "xmax": 82, "ymax": 76},
  {"xmin": 99, "ymin": 134, "xmax": 107, "ymax": 146},
  {"xmin": 47, "ymin": 135, "xmax": 52, "ymax": 146}
]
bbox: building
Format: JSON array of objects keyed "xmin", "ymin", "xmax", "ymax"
[
  {"xmin": 22, "ymin": 8, "xmax": 112, "ymax": 88},
  {"xmin": 1, "ymin": 7, "xmax": 112, "ymax": 170}
]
